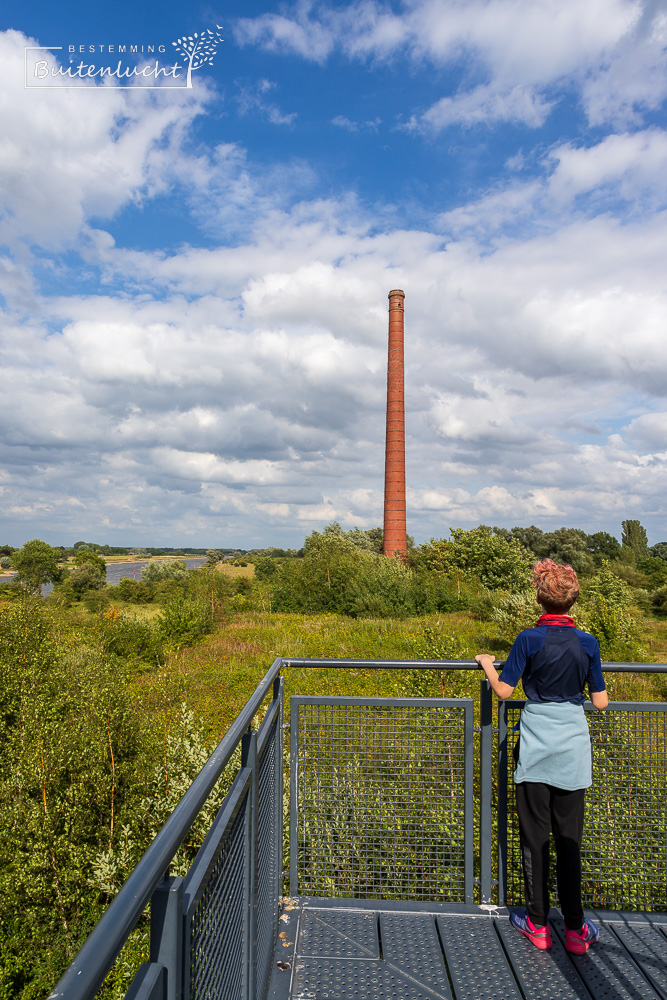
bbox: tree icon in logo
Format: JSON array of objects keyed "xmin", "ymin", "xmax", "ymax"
[{"xmin": 172, "ymin": 26, "xmax": 224, "ymax": 88}]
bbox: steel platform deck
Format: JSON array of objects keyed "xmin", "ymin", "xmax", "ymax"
[{"xmin": 268, "ymin": 900, "xmax": 667, "ymax": 1000}]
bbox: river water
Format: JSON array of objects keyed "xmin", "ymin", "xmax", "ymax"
[
  {"xmin": 103, "ymin": 558, "xmax": 207, "ymax": 585},
  {"xmin": 0, "ymin": 558, "xmax": 207, "ymax": 596}
]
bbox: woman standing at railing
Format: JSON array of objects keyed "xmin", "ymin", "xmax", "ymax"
[{"xmin": 475, "ymin": 558, "xmax": 609, "ymax": 955}]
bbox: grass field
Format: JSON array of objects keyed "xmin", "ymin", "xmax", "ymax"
[{"xmin": 154, "ymin": 609, "xmax": 667, "ymax": 741}]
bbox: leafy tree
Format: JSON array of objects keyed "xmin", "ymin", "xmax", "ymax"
[
  {"xmin": 586, "ymin": 531, "xmax": 621, "ymax": 565},
  {"xmin": 493, "ymin": 589, "xmax": 539, "ymax": 645},
  {"xmin": 636, "ymin": 556, "xmax": 667, "ymax": 582},
  {"xmin": 649, "ymin": 541, "xmax": 667, "ymax": 562},
  {"xmin": 510, "ymin": 525, "xmax": 547, "ymax": 555},
  {"xmin": 306, "ymin": 523, "xmax": 413, "ymax": 557},
  {"xmin": 621, "ymin": 519, "xmax": 649, "ymax": 563},
  {"xmin": 540, "ymin": 527, "xmax": 594, "ymax": 574},
  {"xmin": 158, "ymin": 598, "xmax": 213, "ymax": 649},
  {"xmin": 73, "ymin": 549, "xmax": 107, "ymax": 576},
  {"xmin": 254, "ymin": 556, "xmax": 279, "ymax": 581},
  {"xmin": 206, "ymin": 549, "xmax": 222, "ymax": 566},
  {"xmin": 422, "ymin": 527, "xmax": 533, "ymax": 591},
  {"xmin": 141, "ymin": 560, "xmax": 187, "ymax": 585},
  {"xmin": 0, "ymin": 556, "xmax": 11, "ymax": 569},
  {"xmin": 12, "ymin": 539, "xmax": 62, "ymax": 594},
  {"xmin": 68, "ymin": 563, "xmax": 105, "ymax": 595}
]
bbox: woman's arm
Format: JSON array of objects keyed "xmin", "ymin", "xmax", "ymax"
[
  {"xmin": 591, "ymin": 689, "xmax": 609, "ymax": 710},
  {"xmin": 475, "ymin": 654, "xmax": 515, "ymax": 700}
]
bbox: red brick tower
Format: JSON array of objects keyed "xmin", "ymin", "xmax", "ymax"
[{"xmin": 383, "ymin": 289, "xmax": 407, "ymax": 559}]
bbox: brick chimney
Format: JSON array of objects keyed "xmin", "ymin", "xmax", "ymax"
[{"xmin": 383, "ymin": 289, "xmax": 407, "ymax": 559}]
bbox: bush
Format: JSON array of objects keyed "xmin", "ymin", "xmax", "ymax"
[
  {"xmin": 398, "ymin": 624, "xmax": 479, "ymax": 698},
  {"xmin": 158, "ymin": 597, "xmax": 213, "ymax": 649},
  {"xmin": 651, "ymin": 584, "xmax": 667, "ymax": 614},
  {"xmin": 422, "ymin": 527, "xmax": 533, "ymax": 591},
  {"xmin": 101, "ymin": 608, "xmax": 165, "ymax": 667},
  {"xmin": 578, "ymin": 566, "xmax": 645, "ymax": 660},
  {"xmin": 68, "ymin": 562, "xmax": 105, "ymax": 594},
  {"xmin": 254, "ymin": 556, "xmax": 278, "ymax": 581},
  {"xmin": 0, "ymin": 557, "xmax": 10, "ymax": 570},
  {"xmin": 271, "ymin": 545, "xmax": 420, "ymax": 618},
  {"xmin": 114, "ymin": 578, "xmax": 154, "ymax": 604},
  {"xmin": 141, "ymin": 560, "xmax": 187, "ymax": 585},
  {"xmin": 82, "ymin": 590, "xmax": 111, "ymax": 613},
  {"xmin": 492, "ymin": 589, "xmax": 539, "ymax": 645}
]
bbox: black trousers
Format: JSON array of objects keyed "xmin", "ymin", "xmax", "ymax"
[{"xmin": 515, "ymin": 782, "xmax": 586, "ymax": 930}]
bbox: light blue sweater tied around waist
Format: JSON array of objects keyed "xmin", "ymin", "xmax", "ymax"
[{"xmin": 514, "ymin": 700, "xmax": 592, "ymax": 790}]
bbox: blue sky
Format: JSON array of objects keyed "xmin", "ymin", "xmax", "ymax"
[{"xmin": 1, "ymin": 0, "xmax": 667, "ymax": 548}]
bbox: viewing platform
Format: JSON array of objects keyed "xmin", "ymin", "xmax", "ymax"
[{"xmin": 49, "ymin": 658, "xmax": 667, "ymax": 1000}]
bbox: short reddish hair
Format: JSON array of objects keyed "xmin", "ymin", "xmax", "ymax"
[{"xmin": 531, "ymin": 558, "xmax": 579, "ymax": 612}]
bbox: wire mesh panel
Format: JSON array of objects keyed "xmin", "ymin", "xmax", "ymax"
[
  {"xmin": 182, "ymin": 770, "xmax": 252, "ymax": 1000},
  {"xmin": 291, "ymin": 696, "xmax": 473, "ymax": 902},
  {"xmin": 255, "ymin": 698, "xmax": 282, "ymax": 1000},
  {"xmin": 499, "ymin": 701, "xmax": 667, "ymax": 911}
]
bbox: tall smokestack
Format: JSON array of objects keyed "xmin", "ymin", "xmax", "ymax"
[{"xmin": 383, "ymin": 289, "xmax": 407, "ymax": 559}]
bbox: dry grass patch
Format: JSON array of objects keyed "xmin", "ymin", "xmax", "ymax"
[{"xmin": 215, "ymin": 562, "xmax": 255, "ymax": 578}]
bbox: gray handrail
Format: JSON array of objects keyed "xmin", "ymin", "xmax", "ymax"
[
  {"xmin": 48, "ymin": 657, "xmax": 283, "ymax": 1000},
  {"xmin": 284, "ymin": 657, "xmax": 667, "ymax": 673}
]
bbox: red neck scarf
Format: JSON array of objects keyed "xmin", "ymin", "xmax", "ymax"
[{"xmin": 536, "ymin": 614, "xmax": 576, "ymax": 628}]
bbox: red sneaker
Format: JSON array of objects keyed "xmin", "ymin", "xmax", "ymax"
[
  {"xmin": 565, "ymin": 919, "xmax": 600, "ymax": 955},
  {"xmin": 510, "ymin": 909, "xmax": 552, "ymax": 949}
]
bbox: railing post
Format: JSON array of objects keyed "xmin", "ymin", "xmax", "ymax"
[
  {"xmin": 149, "ymin": 876, "xmax": 183, "ymax": 1000},
  {"xmin": 479, "ymin": 679, "xmax": 494, "ymax": 904},
  {"xmin": 290, "ymin": 699, "xmax": 299, "ymax": 896},
  {"xmin": 497, "ymin": 701, "xmax": 508, "ymax": 906},
  {"xmin": 126, "ymin": 964, "xmax": 166, "ymax": 1000},
  {"xmin": 275, "ymin": 675, "xmax": 285, "ymax": 904},
  {"xmin": 242, "ymin": 727, "xmax": 258, "ymax": 1000}
]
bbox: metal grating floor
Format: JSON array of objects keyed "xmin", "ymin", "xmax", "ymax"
[{"xmin": 268, "ymin": 901, "xmax": 667, "ymax": 1000}]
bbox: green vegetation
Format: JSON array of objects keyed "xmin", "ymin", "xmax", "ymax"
[
  {"xmin": 10, "ymin": 539, "xmax": 63, "ymax": 594},
  {"xmin": 1, "ymin": 520, "xmax": 667, "ymax": 996}
]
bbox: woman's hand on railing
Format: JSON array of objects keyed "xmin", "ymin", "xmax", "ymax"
[{"xmin": 475, "ymin": 654, "xmax": 515, "ymax": 700}]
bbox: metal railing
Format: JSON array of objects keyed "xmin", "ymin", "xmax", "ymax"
[
  {"xmin": 48, "ymin": 657, "xmax": 667, "ymax": 1000},
  {"xmin": 290, "ymin": 696, "xmax": 474, "ymax": 902}
]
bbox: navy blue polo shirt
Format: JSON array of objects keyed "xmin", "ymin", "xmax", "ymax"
[{"xmin": 501, "ymin": 624, "xmax": 606, "ymax": 705}]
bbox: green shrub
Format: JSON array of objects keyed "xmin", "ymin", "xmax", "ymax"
[
  {"xmin": 398, "ymin": 624, "xmax": 479, "ymax": 697},
  {"xmin": 492, "ymin": 589, "xmax": 538, "ymax": 645},
  {"xmin": 82, "ymin": 590, "xmax": 111, "ymax": 613},
  {"xmin": 140, "ymin": 560, "xmax": 187, "ymax": 585},
  {"xmin": 69, "ymin": 563, "xmax": 106, "ymax": 594},
  {"xmin": 101, "ymin": 609, "xmax": 165, "ymax": 666},
  {"xmin": 158, "ymin": 597, "xmax": 213, "ymax": 649},
  {"xmin": 422, "ymin": 527, "xmax": 533, "ymax": 591},
  {"xmin": 578, "ymin": 567, "xmax": 645, "ymax": 660},
  {"xmin": 114, "ymin": 578, "xmax": 154, "ymax": 604},
  {"xmin": 254, "ymin": 556, "xmax": 278, "ymax": 581},
  {"xmin": 651, "ymin": 584, "xmax": 667, "ymax": 614}
]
